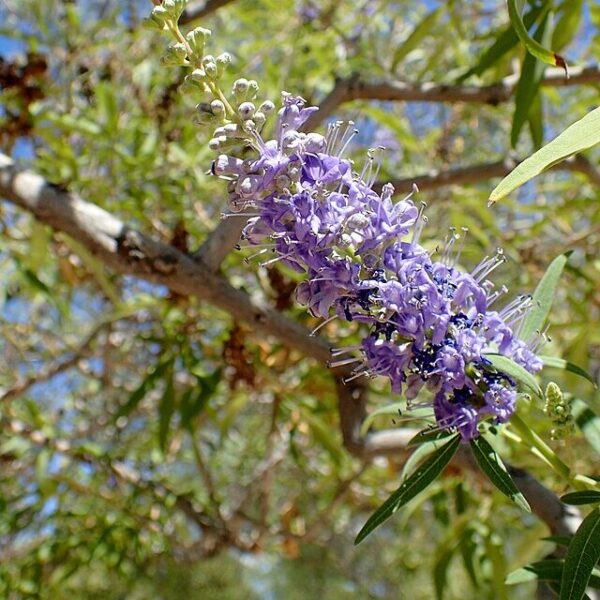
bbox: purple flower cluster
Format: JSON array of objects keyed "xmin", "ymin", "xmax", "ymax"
[{"xmin": 213, "ymin": 94, "xmax": 543, "ymax": 440}]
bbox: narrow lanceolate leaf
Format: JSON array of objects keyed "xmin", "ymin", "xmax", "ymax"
[
  {"xmin": 483, "ymin": 353, "xmax": 542, "ymax": 399},
  {"xmin": 360, "ymin": 401, "xmax": 406, "ymax": 437},
  {"xmin": 407, "ymin": 428, "xmax": 454, "ymax": 447},
  {"xmin": 158, "ymin": 369, "xmax": 176, "ymax": 454},
  {"xmin": 507, "ymin": 0, "xmax": 568, "ymax": 74},
  {"xmin": 507, "ymin": 560, "xmax": 600, "ymax": 587},
  {"xmin": 489, "ymin": 107, "xmax": 600, "ymax": 203},
  {"xmin": 506, "ymin": 559, "xmax": 564, "ymax": 585},
  {"xmin": 392, "ymin": 7, "xmax": 442, "ymax": 70},
  {"xmin": 572, "ymin": 399, "xmax": 600, "ymax": 455},
  {"xmin": 561, "ymin": 491, "xmax": 600, "ymax": 506},
  {"xmin": 519, "ymin": 253, "xmax": 570, "ymax": 343},
  {"xmin": 354, "ymin": 434, "xmax": 460, "ymax": 545},
  {"xmin": 456, "ymin": 5, "xmax": 543, "ymax": 83},
  {"xmin": 511, "ymin": 13, "xmax": 548, "ymax": 148},
  {"xmin": 470, "ymin": 436, "xmax": 531, "ymax": 512},
  {"xmin": 560, "ymin": 506, "xmax": 600, "ymax": 600},
  {"xmin": 540, "ymin": 356, "xmax": 597, "ymax": 388}
]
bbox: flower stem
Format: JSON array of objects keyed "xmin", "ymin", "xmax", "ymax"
[{"xmin": 511, "ymin": 413, "xmax": 598, "ymax": 491}]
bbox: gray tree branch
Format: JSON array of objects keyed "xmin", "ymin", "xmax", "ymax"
[
  {"xmin": 304, "ymin": 64, "xmax": 600, "ymax": 130},
  {"xmin": 378, "ymin": 154, "xmax": 600, "ymax": 195}
]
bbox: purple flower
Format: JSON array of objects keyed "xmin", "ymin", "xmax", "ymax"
[{"xmin": 212, "ymin": 93, "xmax": 545, "ymax": 441}]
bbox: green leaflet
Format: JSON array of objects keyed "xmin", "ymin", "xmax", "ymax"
[
  {"xmin": 510, "ymin": 12, "xmax": 549, "ymax": 148},
  {"xmin": 572, "ymin": 399, "xmax": 600, "ymax": 456},
  {"xmin": 408, "ymin": 428, "xmax": 454, "ymax": 447},
  {"xmin": 507, "ymin": 559, "xmax": 600, "ymax": 587},
  {"xmin": 507, "ymin": 0, "xmax": 567, "ymax": 73},
  {"xmin": 520, "ymin": 253, "xmax": 570, "ymax": 343},
  {"xmin": 455, "ymin": 5, "xmax": 543, "ymax": 82},
  {"xmin": 541, "ymin": 356, "xmax": 597, "ymax": 388},
  {"xmin": 470, "ymin": 435, "xmax": 530, "ymax": 512},
  {"xmin": 117, "ymin": 358, "xmax": 172, "ymax": 418},
  {"xmin": 354, "ymin": 434, "xmax": 460, "ymax": 545},
  {"xmin": 561, "ymin": 491, "xmax": 600, "ymax": 506},
  {"xmin": 360, "ymin": 401, "xmax": 405, "ymax": 437},
  {"xmin": 483, "ymin": 353, "xmax": 542, "ymax": 398},
  {"xmin": 489, "ymin": 107, "xmax": 600, "ymax": 203},
  {"xmin": 391, "ymin": 7, "xmax": 443, "ymax": 70},
  {"xmin": 560, "ymin": 506, "xmax": 600, "ymax": 600},
  {"xmin": 158, "ymin": 367, "xmax": 176, "ymax": 453}
]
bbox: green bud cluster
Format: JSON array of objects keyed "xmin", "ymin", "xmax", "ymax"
[
  {"xmin": 145, "ymin": 0, "xmax": 188, "ymax": 30},
  {"xmin": 205, "ymin": 79, "xmax": 277, "ymax": 151},
  {"xmin": 186, "ymin": 27, "xmax": 212, "ymax": 60},
  {"xmin": 544, "ymin": 382, "xmax": 574, "ymax": 440},
  {"xmin": 161, "ymin": 42, "xmax": 188, "ymax": 66}
]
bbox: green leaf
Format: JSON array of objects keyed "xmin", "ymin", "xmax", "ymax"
[
  {"xmin": 507, "ymin": 0, "xmax": 568, "ymax": 73},
  {"xmin": 117, "ymin": 358, "xmax": 172, "ymax": 418},
  {"xmin": 304, "ymin": 411, "xmax": 343, "ymax": 466},
  {"xmin": 528, "ymin": 92, "xmax": 544, "ymax": 150},
  {"xmin": 392, "ymin": 7, "xmax": 443, "ymax": 70},
  {"xmin": 470, "ymin": 436, "xmax": 530, "ymax": 511},
  {"xmin": 408, "ymin": 428, "xmax": 454, "ymax": 447},
  {"xmin": 456, "ymin": 5, "xmax": 544, "ymax": 82},
  {"xmin": 520, "ymin": 253, "xmax": 570, "ymax": 343},
  {"xmin": 540, "ymin": 356, "xmax": 597, "ymax": 387},
  {"xmin": 507, "ymin": 559, "xmax": 564, "ymax": 584},
  {"xmin": 483, "ymin": 353, "xmax": 542, "ymax": 398},
  {"xmin": 489, "ymin": 107, "xmax": 600, "ymax": 203},
  {"xmin": 560, "ymin": 506, "xmax": 600, "ymax": 600},
  {"xmin": 511, "ymin": 13, "xmax": 549, "ymax": 148},
  {"xmin": 572, "ymin": 399, "xmax": 600, "ymax": 455},
  {"xmin": 433, "ymin": 544, "xmax": 455, "ymax": 600},
  {"xmin": 354, "ymin": 434, "xmax": 460, "ymax": 545},
  {"xmin": 543, "ymin": 535, "xmax": 573, "ymax": 548},
  {"xmin": 360, "ymin": 402, "xmax": 405, "ymax": 436},
  {"xmin": 179, "ymin": 369, "xmax": 221, "ymax": 430},
  {"xmin": 158, "ymin": 369, "xmax": 176, "ymax": 454},
  {"xmin": 552, "ymin": 0, "xmax": 584, "ymax": 51},
  {"xmin": 561, "ymin": 491, "xmax": 600, "ymax": 506}
]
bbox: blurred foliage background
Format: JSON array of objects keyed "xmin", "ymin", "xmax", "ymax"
[{"xmin": 0, "ymin": 0, "xmax": 599, "ymax": 598}]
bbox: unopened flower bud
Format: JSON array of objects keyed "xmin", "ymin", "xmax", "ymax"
[
  {"xmin": 253, "ymin": 111, "xmax": 266, "ymax": 128},
  {"xmin": 345, "ymin": 213, "xmax": 369, "ymax": 231},
  {"xmin": 237, "ymin": 175, "xmax": 261, "ymax": 198},
  {"xmin": 190, "ymin": 68, "xmax": 207, "ymax": 83},
  {"xmin": 282, "ymin": 130, "xmax": 301, "ymax": 150},
  {"xmin": 210, "ymin": 99, "xmax": 225, "ymax": 116},
  {"xmin": 544, "ymin": 382, "xmax": 575, "ymax": 439},
  {"xmin": 208, "ymin": 136, "xmax": 227, "ymax": 151},
  {"xmin": 151, "ymin": 4, "xmax": 169, "ymax": 23},
  {"xmin": 238, "ymin": 102, "xmax": 255, "ymax": 120},
  {"xmin": 204, "ymin": 62, "xmax": 218, "ymax": 79},
  {"xmin": 161, "ymin": 42, "xmax": 188, "ymax": 66},
  {"xmin": 216, "ymin": 53, "xmax": 232, "ymax": 75},
  {"xmin": 162, "ymin": 0, "xmax": 186, "ymax": 20},
  {"xmin": 247, "ymin": 80, "xmax": 259, "ymax": 98},
  {"xmin": 258, "ymin": 100, "xmax": 275, "ymax": 115},
  {"xmin": 304, "ymin": 132, "xmax": 326, "ymax": 152},
  {"xmin": 338, "ymin": 233, "xmax": 353, "ymax": 248},
  {"xmin": 232, "ymin": 78, "xmax": 249, "ymax": 100},
  {"xmin": 186, "ymin": 27, "xmax": 211, "ymax": 57}
]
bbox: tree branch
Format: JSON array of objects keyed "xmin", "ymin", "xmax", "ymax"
[
  {"xmin": 378, "ymin": 154, "xmax": 600, "ymax": 195},
  {"xmin": 304, "ymin": 64, "xmax": 600, "ymax": 130},
  {"xmin": 0, "ymin": 153, "xmax": 331, "ymax": 364}
]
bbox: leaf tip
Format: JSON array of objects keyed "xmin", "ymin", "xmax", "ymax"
[{"xmin": 554, "ymin": 53, "xmax": 569, "ymax": 78}]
